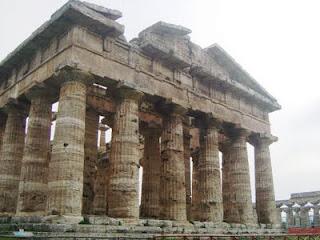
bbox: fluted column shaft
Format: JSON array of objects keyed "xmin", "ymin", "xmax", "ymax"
[
  {"xmin": 288, "ymin": 207, "xmax": 294, "ymax": 226},
  {"xmin": 140, "ymin": 128, "xmax": 161, "ymax": 218},
  {"xmin": 225, "ymin": 129, "xmax": 254, "ymax": 224},
  {"xmin": 191, "ymin": 150, "xmax": 200, "ymax": 221},
  {"xmin": 82, "ymin": 108, "xmax": 99, "ymax": 215},
  {"xmin": 108, "ymin": 91, "xmax": 141, "ymax": 218},
  {"xmin": 160, "ymin": 109, "xmax": 187, "ymax": 221},
  {"xmin": 0, "ymin": 105, "xmax": 26, "ymax": 215},
  {"xmin": 197, "ymin": 124, "xmax": 222, "ymax": 222},
  {"xmin": 293, "ymin": 208, "xmax": 301, "ymax": 226},
  {"xmin": 17, "ymin": 94, "xmax": 51, "ymax": 216},
  {"xmin": 254, "ymin": 136, "xmax": 277, "ymax": 224},
  {"xmin": 313, "ymin": 207, "xmax": 319, "ymax": 226},
  {"xmin": 47, "ymin": 79, "xmax": 87, "ymax": 216},
  {"xmin": 99, "ymin": 127, "xmax": 106, "ymax": 149},
  {"xmin": 183, "ymin": 129, "xmax": 192, "ymax": 220},
  {"xmin": 221, "ymin": 142, "xmax": 234, "ymax": 222},
  {"xmin": 300, "ymin": 207, "xmax": 310, "ymax": 227}
]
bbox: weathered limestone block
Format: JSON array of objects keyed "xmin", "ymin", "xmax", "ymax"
[
  {"xmin": 140, "ymin": 128, "xmax": 161, "ymax": 218},
  {"xmin": 160, "ymin": 107, "xmax": 187, "ymax": 221},
  {"xmin": 47, "ymin": 77, "xmax": 87, "ymax": 217},
  {"xmin": 0, "ymin": 105, "xmax": 26, "ymax": 215},
  {"xmin": 224, "ymin": 129, "xmax": 254, "ymax": 224},
  {"xmin": 93, "ymin": 157, "xmax": 108, "ymax": 215},
  {"xmin": 17, "ymin": 93, "xmax": 51, "ymax": 216},
  {"xmin": 254, "ymin": 135, "xmax": 278, "ymax": 224},
  {"xmin": 183, "ymin": 126, "xmax": 192, "ymax": 220},
  {"xmin": 191, "ymin": 149, "xmax": 200, "ymax": 221},
  {"xmin": 82, "ymin": 108, "xmax": 99, "ymax": 215},
  {"xmin": 197, "ymin": 122, "xmax": 223, "ymax": 222},
  {"xmin": 108, "ymin": 89, "xmax": 142, "ymax": 218}
]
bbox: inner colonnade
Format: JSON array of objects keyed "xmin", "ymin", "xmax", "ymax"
[{"xmin": 0, "ymin": 69, "xmax": 278, "ymax": 225}]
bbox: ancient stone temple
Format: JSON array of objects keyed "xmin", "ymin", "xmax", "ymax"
[
  {"xmin": 276, "ymin": 191, "xmax": 320, "ymax": 228},
  {"xmin": 0, "ymin": 0, "xmax": 282, "ymax": 238}
]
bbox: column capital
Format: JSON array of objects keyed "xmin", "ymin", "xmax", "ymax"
[
  {"xmin": 226, "ymin": 127, "xmax": 251, "ymax": 140},
  {"xmin": 101, "ymin": 114, "xmax": 115, "ymax": 128},
  {"xmin": 25, "ymin": 84, "xmax": 56, "ymax": 102},
  {"xmin": 194, "ymin": 114, "xmax": 222, "ymax": 130},
  {"xmin": 56, "ymin": 68, "xmax": 94, "ymax": 86},
  {"xmin": 99, "ymin": 123, "xmax": 109, "ymax": 132},
  {"xmin": 251, "ymin": 133, "xmax": 278, "ymax": 147},
  {"xmin": 159, "ymin": 102, "xmax": 187, "ymax": 117},
  {"xmin": 140, "ymin": 123, "xmax": 161, "ymax": 137},
  {"xmin": 3, "ymin": 101, "xmax": 29, "ymax": 117},
  {"xmin": 116, "ymin": 88, "xmax": 144, "ymax": 101}
]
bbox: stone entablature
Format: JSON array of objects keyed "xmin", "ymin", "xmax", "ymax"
[{"xmin": 0, "ymin": 0, "xmax": 280, "ymax": 232}]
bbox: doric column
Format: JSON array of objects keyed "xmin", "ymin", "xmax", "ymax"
[
  {"xmin": 221, "ymin": 141, "xmax": 237, "ymax": 223},
  {"xmin": 160, "ymin": 106, "xmax": 187, "ymax": 221},
  {"xmin": 183, "ymin": 125, "xmax": 192, "ymax": 220},
  {"xmin": 108, "ymin": 89, "xmax": 142, "ymax": 218},
  {"xmin": 16, "ymin": 92, "xmax": 52, "ymax": 216},
  {"xmin": 82, "ymin": 108, "xmax": 99, "ymax": 215},
  {"xmin": 93, "ymin": 157, "xmax": 108, "ymax": 215},
  {"xmin": 99, "ymin": 124, "xmax": 108, "ymax": 151},
  {"xmin": 253, "ymin": 134, "xmax": 278, "ymax": 224},
  {"xmin": 0, "ymin": 104, "xmax": 26, "ymax": 215},
  {"xmin": 287, "ymin": 207, "xmax": 294, "ymax": 226},
  {"xmin": 300, "ymin": 207, "xmax": 310, "ymax": 227},
  {"xmin": 293, "ymin": 207, "xmax": 301, "ymax": 226},
  {"xmin": 47, "ymin": 71, "xmax": 88, "ymax": 219},
  {"xmin": 191, "ymin": 149, "xmax": 200, "ymax": 221},
  {"xmin": 197, "ymin": 120, "xmax": 222, "ymax": 222},
  {"xmin": 140, "ymin": 127, "xmax": 161, "ymax": 218},
  {"xmin": 313, "ymin": 206, "xmax": 319, "ymax": 226},
  {"xmin": 225, "ymin": 128, "xmax": 254, "ymax": 224}
]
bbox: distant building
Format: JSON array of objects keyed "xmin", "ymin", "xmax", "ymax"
[{"xmin": 276, "ymin": 191, "xmax": 320, "ymax": 228}]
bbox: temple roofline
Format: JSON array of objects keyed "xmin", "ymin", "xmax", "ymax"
[{"xmin": 205, "ymin": 43, "xmax": 280, "ymax": 110}]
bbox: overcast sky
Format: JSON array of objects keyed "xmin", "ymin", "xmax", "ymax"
[{"xmin": 1, "ymin": 0, "xmax": 319, "ymax": 201}]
